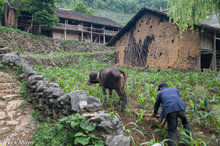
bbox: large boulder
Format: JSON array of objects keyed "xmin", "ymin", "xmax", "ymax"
[
  {"xmin": 2, "ymin": 52, "xmax": 22, "ymax": 66},
  {"xmin": 69, "ymin": 90, "xmax": 102, "ymax": 112},
  {"xmin": 108, "ymin": 135, "xmax": 130, "ymax": 146},
  {"xmin": 83, "ymin": 111, "xmax": 125, "ymax": 145},
  {"xmin": 21, "ymin": 62, "xmax": 37, "ymax": 78}
]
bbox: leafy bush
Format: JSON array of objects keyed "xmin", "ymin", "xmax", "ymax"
[{"xmin": 33, "ymin": 114, "xmax": 104, "ymax": 146}]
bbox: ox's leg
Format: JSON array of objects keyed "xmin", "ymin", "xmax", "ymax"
[
  {"xmin": 109, "ymin": 89, "xmax": 112, "ymax": 97},
  {"xmin": 102, "ymin": 87, "xmax": 107, "ymax": 104},
  {"xmin": 116, "ymin": 89, "xmax": 127, "ymax": 111},
  {"xmin": 121, "ymin": 92, "xmax": 127, "ymax": 111}
]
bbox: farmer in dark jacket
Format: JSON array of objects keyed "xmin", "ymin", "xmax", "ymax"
[{"xmin": 152, "ymin": 83, "xmax": 192, "ymax": 146}]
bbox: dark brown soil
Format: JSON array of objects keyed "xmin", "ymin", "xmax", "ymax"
[{"xmin": 104, "ymin": 94, "xmax": 217, "ymax": 146}]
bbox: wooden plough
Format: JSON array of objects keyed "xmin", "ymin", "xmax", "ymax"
[{"xmin": 132, "ymin": 109, "xmax": 167, "ymax": 127}]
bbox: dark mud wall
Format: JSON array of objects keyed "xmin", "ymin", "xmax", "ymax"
[
  {"xmin": 124, "ymin": 25, "xmax": 154, "ymax": 66},
  {"xmin": 115, "ymin": 13, "xmax": 200, "ymax": 70}
]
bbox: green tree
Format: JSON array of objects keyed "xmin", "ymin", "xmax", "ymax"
[
  {"xmin": 55, "ymin": 0, "xmax": 167, "ymax": 14},
  {"xmin": 73, "ymin": 1, "xmax": 94, "ymax": 15},
  {"xmin": 13, "ymin": 0, "xmax": 59, "ymax": 28},
  {"xmin": 0, "ymin": 0, "xmax": 5, "ymax": 14},
  {"xmin": 151, "ymin": 0, "xmax": 167, "ymax": 10},
  {"xmin": 167, "ymin": 0, "xmax": 220, "ymax": 33}
]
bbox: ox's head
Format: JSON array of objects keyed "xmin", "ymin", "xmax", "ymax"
[{"xmin": 89, "ymin": 72, "xmax": 99, "ymax": 84}]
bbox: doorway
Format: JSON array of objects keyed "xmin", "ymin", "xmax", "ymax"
[{"xmin": 201, "ymin": 54, "xmax": 212, "ymax": 71}]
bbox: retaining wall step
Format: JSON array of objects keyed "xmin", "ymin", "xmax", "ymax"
[
  {"xmin": 2, "ymin": 94, "xmax": 20, "ymax": 100},
  {"xmin": 1, "ymin": 89, "xmax": 20, "ymax": 95},
  {"xmin": 0, "ymin": 83, "xmax": 19, "ymax": 90},
  {"xmin": 0, "ymin": 78, "xmax": 15, "ymax": 83}
]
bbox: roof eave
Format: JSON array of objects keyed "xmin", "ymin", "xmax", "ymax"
[
  {"xmin": 57, "ymin": 15, "xmax": 123, "ymax": 28},
  {"xmin": 106, "ymin": 7, "xmax": 168, "ymax": 46},
  {"xmin": 106, "ymin": 7, "xmax": 220, "ymax": 46}
]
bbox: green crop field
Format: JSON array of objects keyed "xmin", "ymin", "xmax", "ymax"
[{"xmin": 35, "ymin": 57, "xmax": 220, "ymax": 145}]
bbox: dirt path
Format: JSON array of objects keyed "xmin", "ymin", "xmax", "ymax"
[{"xmin": 0, "ymin": 71, "xmax": 35, "ymax": 146}]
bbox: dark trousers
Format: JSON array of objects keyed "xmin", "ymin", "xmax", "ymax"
[{"xmin": 166, "ymin": 110, "xmax": 192, "ymax": 146}]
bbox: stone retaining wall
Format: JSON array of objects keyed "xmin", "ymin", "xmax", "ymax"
[{"xmin": 2, "ymin": 52, "xmax": 129, "ymax": 146}]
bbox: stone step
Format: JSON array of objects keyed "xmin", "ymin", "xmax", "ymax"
[
  {"xmin": 0, "ymin": 78, "xmax": 15, "ymax": 83},
  {"xmin": 0, "ymin": 127, "xmax": 11, "ymax": 135},
  {"xmin": 0, "ymin": 72, "xmax": 12, "ymax": 77},
  {"xmin": 0, "ymin": 83, "xmax": 19, "ymax": 90},
  {"xmin": 0, "ymin": 101, "xmax": 6, "ymax": 109},
  {"xmin": 0, "ymin": 111, "xmax": 7, "ymax": 120},
  {"xmin": 1, "ymin": 94, "xmax": 20, "ymax": 100},
  {"xmin": 1, "ymin": 89, "xmax": 20, "ymax": 95}
]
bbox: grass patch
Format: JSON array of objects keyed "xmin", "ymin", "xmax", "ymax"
[
  {"xmin": 0, "ymin": 64, "xmax": 11, "ymax": 73},
  {"xmin": 0, "ymin": 25, "xmax": 48, "ymax": 40},
  {"xmin": 4, "ymin": 116, "xmax": 11, "ymax": 121},
  {"xmin": 20, "ymin": 80, "xmax": 29, "ymax": 99},
  {"xmin": 0, "ymin": 96, "xmax": 6, "ymax": 102},
  {"xmin": 16, "ymin": 103, "xmax": 26, "ymax": 110},
  {"xmin": 30, "ymin": 110, "xmax": 41, "ymax": 122},
  {"xmin": 20, "ymin": 51, "xmax": 106, "ymax": 58},
  {"xmin": 0, "ymin": 25, "xmax": 30, "ymax": 35}
]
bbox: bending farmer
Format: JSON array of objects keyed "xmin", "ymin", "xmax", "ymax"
[{"xmin": 152, "ymin": 83, "xmax": 192, "ymax": 146}]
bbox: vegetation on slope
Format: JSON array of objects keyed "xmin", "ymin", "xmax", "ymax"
[
  {"xmin": 56, "ymin": 0, "xmax": 167, "ymax": 14},
  {"xmin": 55, "ymin": 0, "xmax": 166, "ymax": 25}
]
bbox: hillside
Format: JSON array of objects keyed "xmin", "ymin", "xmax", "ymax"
[{"xmin": 55, "ymin": 0, "xmax": 167, "ymax": 25}]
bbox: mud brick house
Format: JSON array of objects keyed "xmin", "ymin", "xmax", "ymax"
[
  {"xmin": 2, "ymin": 0, "xmax": 122, "ymax": 43},
  {"xmin": 107, "ymin": 7, "xmax": 220, "ymax": 71}
]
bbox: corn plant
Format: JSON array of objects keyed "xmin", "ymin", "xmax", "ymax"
[
  {"xmin": 178, "ymin": 129, "xmax": 207, "ymax": 146},
  {"xmin": 140, "ymin": 130, "xmax": 171, "ymax": 146},
  {"xmin": 124, "ymin": 122, "xmax": 144, "ymax": 146},
  {"xmin": 136, "ymin": 108, "xmax": 146, "ymax": 124}
]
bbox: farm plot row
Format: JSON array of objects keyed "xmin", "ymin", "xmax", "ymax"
[{"xmin": 35, "ymin": 58, "xmax": 220, "ymax": 145}]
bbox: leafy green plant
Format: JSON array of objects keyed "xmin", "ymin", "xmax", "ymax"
[
  {"xmin": 33, "ymin": 114, "xmax": 104, "ymax": 146},
  {"xmin": 140, "ymin": 130, "xmax": 170, "ymax": 146},
  {"xmin": 136, "ymin": 108, "xmax": 146, "ymax": 124},
  {"xmin": 154, "ymin": 125, "xmax": 168, "ymax": 138},
  {"xmin": 108, "ymin": 111, "xmax": 121, "ymax": 120},
  {"xmin": 178, "ymin": 129, "xmax": 207, "ymax": 146},
  {"xmin": 124, "ymin": 106, "xmax": 132, "ymax": 117}
]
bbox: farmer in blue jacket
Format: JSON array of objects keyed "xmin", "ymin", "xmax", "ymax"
[{"xmin": 152, "ymin": 83, "xmax": 192, "ymax": 146}]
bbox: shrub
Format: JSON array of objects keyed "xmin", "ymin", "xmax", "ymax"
[{"xmin": 33, "ymin": 114, "xmax": 104, "ymax": 146}]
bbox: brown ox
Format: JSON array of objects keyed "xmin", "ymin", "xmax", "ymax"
[{"xmin": 89, "ymin": 66, "xmax": 127, "ymax": 111}]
